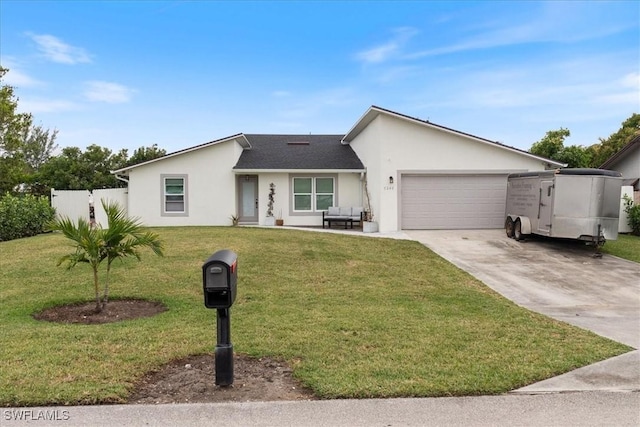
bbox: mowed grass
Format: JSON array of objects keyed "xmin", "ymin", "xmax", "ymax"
[
  {"xmin": 602, "ymin": 233, "xmax": 640, "ymax": 263},
  {"xmin": 0, "ymin": 227, "xmax": 630, "ymax": 406}
]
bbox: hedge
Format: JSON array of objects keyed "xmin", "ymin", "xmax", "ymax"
[{"xmin": 0, "ymin": 193, "xmax": 56, "ymax": 242}]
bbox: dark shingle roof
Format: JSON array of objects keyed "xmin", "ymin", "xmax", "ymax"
[{"xmin": 234, "ymin": 134, "xmax": 365, "ymax": 170}]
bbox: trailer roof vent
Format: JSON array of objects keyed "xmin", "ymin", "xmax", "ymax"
[{"xmin": 287, "ymin": 141, "xmax": 310, "ymax": 145}]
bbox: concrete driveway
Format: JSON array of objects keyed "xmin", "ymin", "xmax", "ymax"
[{"xmin": 405, "ymin": 229, "xmax": 640, "ymax": 393}]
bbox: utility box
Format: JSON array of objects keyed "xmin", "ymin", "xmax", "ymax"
[
  {"xmin": 505, "ymin": 168, "xmax": 623, "ymax": 243},
  {"xmin": 202, "ymin": 250, "xmax": 238, "ymax": 309}
]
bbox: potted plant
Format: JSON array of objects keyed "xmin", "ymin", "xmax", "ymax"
[
  {"xmin": 362, "ymin": 174, "xmax": 378, "ymax": 233},
  {"xmin": 275, "ymin": 209, "xmax": 284, "ymax": 226},
  {"xmin": 265, "ymin": 183, "xmax": 276, "ymax": 226}
]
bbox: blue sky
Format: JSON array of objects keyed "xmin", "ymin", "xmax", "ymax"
[{"xmin": 1, "ymin": 1, "xmax": 638, "ymax": 155}]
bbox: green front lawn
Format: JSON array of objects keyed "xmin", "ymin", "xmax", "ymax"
[
  {"xmin": 603, "ymin": 233, "xmax": 640, "ymax": 263},
  {"xmin": 0, "ymin": 227, "xmax": 630, "ymax": 406}
]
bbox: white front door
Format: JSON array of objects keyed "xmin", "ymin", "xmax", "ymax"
[{"xmin": 238, "ymin": 175, "xmax": 258, "ymax": 223}]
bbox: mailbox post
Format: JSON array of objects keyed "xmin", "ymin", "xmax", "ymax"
[{"xmin": 202, "ymin": 249, "xmax": 238, "ymax": 386}]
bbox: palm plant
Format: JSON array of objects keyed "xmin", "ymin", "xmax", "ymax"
[
  {"xmin": 49, "ymin": 200, "xmax": 164, "ymax": 313},
  {"xmin": 100, "ymin": 200, "xmax": 164, "ymax": 305},
  {"xmin": 48, "ymin": 216, "xmax": 106, "ymax": 313}
]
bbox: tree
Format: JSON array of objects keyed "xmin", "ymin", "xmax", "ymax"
[
  {"xmin": 590, "ymin": 113, "xmax": 640, "ymax": 167},
  {"xmin": 0, "ymin": 67, "xmax": 32, "ymax": 155},
  {"xmin": 100, "ymin": 200, "xmax": 164, "ymax": 305},
  {"xmin": 38, "ymin": 145, "xmax": 127, "ymax": 190},
  {"xmin": 125, "ymin": 144, "xmax": 166, "ymax": 167},
  {"xmin": 0, "ymin": 67, "xmax": 33, "ymax": 194},
  {"xmin": 530, "ymin": 128, "xmax": 570, "ymax": 160},
  {"xmin": 529, "ymin": 128, "xmax": 591, "ymax": 168},
  {"xmin": 49, "ymin": 201, "xmax": 164, "ymax": 313}
]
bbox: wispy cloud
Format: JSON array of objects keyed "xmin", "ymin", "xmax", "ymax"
[
  {"xmin": 84, "ymin": 81, "xmax": 136, "ymax": 103},
  {"xmin": 27, "ymin": 33, "xmax": 92, "ymax": 64},
  {"xmin": 406, "ymin": 2, "xmax": 634, "ymax": 59},
  {"xmin": 271, "ymin": 90, "xmax": 291, "ymax": 98},
  {"xmin": 19, "ymin": 98, "xmax": 81, "ymax": 114},
  {"xmin": 0, "ymin": 58, "xmax": 43, "ymax": 87},
  {"xmin": 355, "ymin": 27, "xmax": 418, "ymax": 64}
]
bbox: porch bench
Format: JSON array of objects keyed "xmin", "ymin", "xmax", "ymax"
[{"xmin": 322, "ymin": 207, "xmax": 364, "ymax": 229}]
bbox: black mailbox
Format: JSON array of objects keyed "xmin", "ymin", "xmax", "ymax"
[{"xmin": 202, "ymin": 249, "xmax": 238, "ymax": 309}]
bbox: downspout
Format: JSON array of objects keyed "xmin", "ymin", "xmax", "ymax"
[{"xmin": 114, "ymin": 174, "xmax": 129, "ymax": 184}]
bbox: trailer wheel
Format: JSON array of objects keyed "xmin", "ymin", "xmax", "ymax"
[
  {"xmin": 514, "ymin": 219, "xmax": 523, "ymax": 241},
  {"xmin": 505, "ymin": 217, "xmax": 515, "ymax": 238}
]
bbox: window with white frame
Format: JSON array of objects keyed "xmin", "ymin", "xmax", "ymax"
[
  {"xmin": 162, "ymin": 175, "xmax": 188, "ymax": 215},
  {"xmin": 292, "ymin": 177, "xmax": 334, "ymax": 212}
]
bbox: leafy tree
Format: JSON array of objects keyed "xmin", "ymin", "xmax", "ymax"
[
  {"xmin": 529, "ymin": 128, "xmax": 591, "ymax": 168},
  {"xmin": 100, "ymin": 200, "xmax": 164, "ymax": 305},
  {"xmin": 38, "ymin": 145, "xmax": 127, "ymax": 190},
  {"xmin": 49, "ymin": 200, "xmax": 164, "ymax": 313},
  {"xmin": 530, "ymin": 128, "xmax": 570, "ymax": 160},
  {"xmin": 20, "ymin": 124, "xmax": 59, "ymax": 170},
  {"xmin": 125, "ymin": 144, "xmax": 166, "ymax": 167},
  {"xmin": 0, "ymin": 67, "xmax": 33, "ymax": 193},
  {"xmin": 591, "ymin": 114, "xmax": 640, "ymax": 167},
  {"xmin": 0, "ymin": 67, "xmax": 32, "ymax": 155}
]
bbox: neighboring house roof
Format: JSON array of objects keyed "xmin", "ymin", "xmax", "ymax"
[
  {"xmin": 341, "ymin": 105, "xmax": 566, "ymax": 168},
  {"xmin": 600, "ymin": 133, "xmax": 640, "ymax": 169},
  {"xmin": 234, "ymin": 134, "xmax": 365, "ymax": 171},
  {"xmin": 112, "ymin": 133, "xmax": 250, "ymax": 174}
]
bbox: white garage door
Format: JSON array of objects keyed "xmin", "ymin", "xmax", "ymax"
[{"xmin": 401, "ymin": 174, "xmax": 508, "ymax": 229}]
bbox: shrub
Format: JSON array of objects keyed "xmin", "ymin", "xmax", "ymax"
[
  {"xmin": 623, "ymin": 195, "xmax": 640, "ymax": 235},
  {"xmin": 0, "ymin": 193, "xmax": 55, "ymax": 241}
]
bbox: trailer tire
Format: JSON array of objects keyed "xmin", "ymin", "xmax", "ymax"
[
  {"xmin": 514, "ymin": 219, "xmax": 523, "ymax": 241},
  {"xmin": 505, "ymin": 217, "xmax": 515, "ymax": 238}
]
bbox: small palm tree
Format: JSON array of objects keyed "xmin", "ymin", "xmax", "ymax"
[
  {"xmin": 49, "ymin": 216, "xmax": 106, "ymax": 313},
  {"xmin": 49, "ymin": 200, "xmax": 164, "ymax": 313},
  {"xmin": 100, "ymin": 200, "xmax": 164, "ymax": 305}
]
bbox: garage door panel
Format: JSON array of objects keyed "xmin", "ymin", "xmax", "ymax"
[{"xmin": 401, "ymin": 175, "xmax": 507, "ymax": 229}]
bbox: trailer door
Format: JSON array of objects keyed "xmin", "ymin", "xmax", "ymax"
[{"xmin": 538, "ymin": 180, "xmax": 554, "ymax": 233}]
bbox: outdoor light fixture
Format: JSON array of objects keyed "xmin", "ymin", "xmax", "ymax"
[{"xmin": 389, "ymin": 176, "xmax": 394, "ymax": 184}]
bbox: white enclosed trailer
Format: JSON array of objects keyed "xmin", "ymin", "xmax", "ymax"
[{"xmin": 505, "ymin": 169, "xmax": 623, "ymax": 243}]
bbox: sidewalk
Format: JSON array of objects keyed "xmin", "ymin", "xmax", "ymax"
[{"xmin": 3, "ymin": 392, "xmax": 639, "ymax": 427}]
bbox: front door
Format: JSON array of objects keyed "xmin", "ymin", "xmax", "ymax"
[{"xmin": 238, "ymin": 175, "xmax": 258, "ymax": 223}]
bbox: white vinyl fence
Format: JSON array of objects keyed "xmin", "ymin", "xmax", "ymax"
[{"xmin": 51, "ymin": 188, "xmax": 128, "ymax": 228}]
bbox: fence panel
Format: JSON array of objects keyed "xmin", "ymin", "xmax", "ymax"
[{"xmin": 50, "ymin": 188, "xmax": 128, "ymax": 228}]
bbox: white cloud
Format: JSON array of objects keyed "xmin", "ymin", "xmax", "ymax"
[
  {"xmin": 272, "ymin": 90, "xmax": 291, "ymax": 97},
  {"xmin": 27, "ymin": 33, "xmax": 92, "ymax": 64},
  {"xmin": 19, "ymin": 98, "xmax": 81, "ymax": 114},
  {"xmin": 406, "ymin": 2, "xmax": 634, "ymax": 59},
  {"xmin": 355, "ymin": 27, "xmax": 419, "ymax": 64},
  {"xmin": 0, "ymin": 59, "xmax": 43, "ymax": 87},
  {"xmin": 84, "ymin": 81, "xmax": 135, "ymax": 103}
]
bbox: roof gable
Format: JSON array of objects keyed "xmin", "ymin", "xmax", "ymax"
[
  {"xmin": 112, "ymin": 134, "xmax": 250, "ymax": 174},
  {"xmin": 233, "ymin": 134, "xmax": 365, "ymax": 170},
  {"xmin": 342, "ymin": 105, "xmax": 565, "ymax": 168},
  {"xmin": 600, "ymin": 133, "xmax": 640, "ymax": 169}
]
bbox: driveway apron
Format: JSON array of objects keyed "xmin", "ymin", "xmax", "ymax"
[{"xmin": 404, "ymin": 229, "xmax": 640, "ymax": 393}]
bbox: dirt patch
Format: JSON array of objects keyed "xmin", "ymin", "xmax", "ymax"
[
  {"xmin": 33, "ymin": 299, "xmax": 167, "ymax": 325},
  {"xmin": 127, "ymin": 353, "xmax": 316, "ymax": 404},
  {"xmin": 33, "ymin": 299, "xmax": 315, "ymax": 403}
]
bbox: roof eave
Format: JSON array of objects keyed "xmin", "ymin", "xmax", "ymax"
[
  {"xmin": 600, "ymin": 134, "xmax": 640, "ymax": 169},
  {"xmin": 233, "ymin": 168, "xmax": 366, "ymax": 174},
  {"xmin": 111, "ymin": 133, "xmax": 250, "ymax": 175},
  {"xmin": 342, "ymin": 105, "xmax": 564, "ymax": 168}
]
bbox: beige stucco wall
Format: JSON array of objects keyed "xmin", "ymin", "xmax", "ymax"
[
  {"xmin": 350, "ymin": 114, "xmax": 553, "ymax": 232},
  {"xmin": 258, "ymin": 172, "xmax": 363, "ymax": 227},
  {"xmin": 127, "ymin": 140, "xmax": 241, "ymax": 226}
]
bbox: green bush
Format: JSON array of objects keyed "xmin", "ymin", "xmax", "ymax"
[
  {"xmin": 0, "ymin": 193, "xmax": 56, "ymax": 241},
  {"xmin": 623, "ymin": 195, "xmax": 640, "ymax": 235}
]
